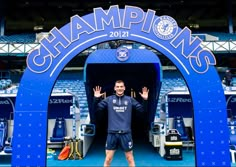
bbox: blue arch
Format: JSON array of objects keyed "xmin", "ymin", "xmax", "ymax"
[{"xmin": 12, "ymin": 5, "xmax": 230, "ymax": 166}]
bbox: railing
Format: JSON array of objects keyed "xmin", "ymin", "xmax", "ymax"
[{"xmin": 0, "ymin": 40, "xmax": 236, "ymax": 56}]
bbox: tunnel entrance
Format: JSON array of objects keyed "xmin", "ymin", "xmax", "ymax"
[{"xmin": 84, "ymin": 48, "xmax": 162, "ymax": 148}]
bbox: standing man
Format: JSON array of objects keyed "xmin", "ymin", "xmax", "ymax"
[
  {"xmin": 225, "ymin": 69, "xmax": 232, "ymax": 86},
  {"xmin": 93, "ymin": 80, "xmax": 149, "ymax": 167}
]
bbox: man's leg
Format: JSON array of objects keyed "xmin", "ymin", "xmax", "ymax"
[
  {"xmin": 125, "ymin": 150, "xmax": 135, "ymax": 167},
  {"xmin": 120, "ymin": 133, "xmax": 135, "ymax": 166},
  {"xmin": 104, "ymin": 149, "xmax": 115, "ymax": 167}
]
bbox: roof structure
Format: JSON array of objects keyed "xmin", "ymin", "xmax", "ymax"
[{"xmin": 2, "ymin": 0, "xmax": 236, "ymax": 34}]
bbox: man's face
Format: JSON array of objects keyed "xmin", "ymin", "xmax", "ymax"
[{"xmin": 114, "ymin": 82, "xmax": 125, "ymax": 96}]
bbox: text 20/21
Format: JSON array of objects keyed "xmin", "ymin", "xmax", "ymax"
[{"xmin": 109, "ymin": 31, "xmax": 129, "ymax": 38}]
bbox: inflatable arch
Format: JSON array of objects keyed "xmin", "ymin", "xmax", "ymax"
[{"xmin": 12, "ymin": 5, "xmax": 230, "ymax": 166}]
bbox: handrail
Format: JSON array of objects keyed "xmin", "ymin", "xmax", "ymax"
[{"xmin": 0, "ymin": 40, "xmax": 236, "ymax": 56}]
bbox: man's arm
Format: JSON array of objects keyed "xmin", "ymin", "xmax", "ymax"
[{"xmin": 131, "ymin": 98, "xmax": 148, "ymax": 112}]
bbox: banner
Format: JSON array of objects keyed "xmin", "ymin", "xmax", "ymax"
[{"xmin": 0, "ymin": 95, "xmax": 73, "ymax": 119}]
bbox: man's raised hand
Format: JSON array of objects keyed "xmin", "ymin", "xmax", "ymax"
[
  {"xmin": 93, "ymin": 86, "xmax": 104, "ymax": 98},
  {"xmin": 139, "ymin": 87, "xmax": 149, "ymax": 100}
]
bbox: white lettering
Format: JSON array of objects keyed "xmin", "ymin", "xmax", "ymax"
[
  {"xmin": 170, "ymin": 148, "xmax": 180, "ymax": 155},
  {"xmin": 168, "ymin": 97, "xmax": 191, "ymax": 103},
  {"xmin": 94, "ymin": 5, "xmax": 121, "ymax": 30},
  {"xmin": 171, "ymin": 27, "xmax": 216, "ymax": 73},
  {"xmin": 0, "ymin": 100, "xmax": 10, "ymax": 105},
  {"xmin": 113, "ymin": 106, "xmax": 127, "ymax": 112},
  {"xmin": 70, "ymin": 15, "xmax": 95, "ymax": 42},
  {"xmin": 109, "ymin": 31, "xmax": 129, "ymax": 38},
  {"xmin": 49, "ymin": 98, "xmax": 73, "ymax": 104},
  {"xmin": 27, "ymin": 5, "xmax": 215, "ymax": 75},
  {"xmin": 170, "ymin": 136, "xmax": 178, "ymax": 141}
]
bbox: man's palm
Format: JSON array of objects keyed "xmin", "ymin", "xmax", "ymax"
[
  {"xmin": 93, "ymin": 86, "xmax": 104, "ymax": 98},
  {"xmin": 140, "ymin": 87, "xmax": 149, "ymax": 100}
]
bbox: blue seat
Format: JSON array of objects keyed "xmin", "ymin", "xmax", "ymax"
[
  {"xmin": 50, "ymin": 117, "xmax": 66, "ymax": 142},
  {"xmin": 0, "ymin": 129, "xmax": 4, "ymax": 151},
  {"xmin": 0, "ymin": 118, "xmax": 8, "ymax": 151},
  {"xmin": 173, "ymin": 116, "xmax": 189, "ymax": 141},
  {"xmin": 231, "ymin": 77, "xmax": 236, "ymax": 86},
  {"xmin": 4, "ymin": 137, "xmax": 12, "ymax": 153},
  {"xmin": 229, "ymin": 121, "xmax": 236, "ymax": 145},
  {"xmin": 228, "ymin": 121, "xmax": 236, "ymax": 162}
]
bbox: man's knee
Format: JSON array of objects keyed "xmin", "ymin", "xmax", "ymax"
[
  {"xmin": 104, "ymin": 153, "xmax": 114, "ymax": 166},
  {"xmin": 105, "ymin": 156, "xmax": 113, "ymax": 163},
  {"xmin": 126, "ymin": 155, "xmax": 134, "ymax": 162},
  {"xmin": 125, "ymin": 151, "xmax": 135, "ymax": 166}
]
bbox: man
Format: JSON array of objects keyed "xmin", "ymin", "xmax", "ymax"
[
  {"xmin": 225, "ymin": 69, "xmax": 232, "ymax": 86},
  {"xmin": 93, "ymin": 80, "xmax": 149, "ymax": 167}
]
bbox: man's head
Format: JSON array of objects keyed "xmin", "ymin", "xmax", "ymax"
[{"xmin": 114, "ymin": 80, "xmax": 125, "ymax": 96}]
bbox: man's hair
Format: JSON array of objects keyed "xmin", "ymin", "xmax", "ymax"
[{"xmin": 115, "ymin": 80, "xmax": 125, "ymax": 85}]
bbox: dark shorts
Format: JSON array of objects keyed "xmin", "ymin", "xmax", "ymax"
[{"xmin": 105, "ymin": 132, "xmax": 133, "ymax": 152}]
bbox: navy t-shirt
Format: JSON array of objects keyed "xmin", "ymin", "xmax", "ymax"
[{"xmin": 94, "ymin": 94, "xmax": 147, "ymax": 133}]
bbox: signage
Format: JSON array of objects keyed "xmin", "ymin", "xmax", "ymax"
[{"xmin": 12, "ymin": 5, "xmax": 229, "ymax": 167}]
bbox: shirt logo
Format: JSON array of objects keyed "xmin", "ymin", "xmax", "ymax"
[{"xmin": 113, "ymin": 106, "xmax": 127, "ymax": 112}]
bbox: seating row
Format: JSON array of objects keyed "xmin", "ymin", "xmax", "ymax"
[
  {"xmin": 50, "ymin": 117, "xmax": 67, "ymax": 143},
  {"xmin": 173, "ymin": 116, "xmax": 192, "ymax": 142},
  {"xmin": 0, "ymin": 33, "xmax": 36, "ymax": 43},
  {"xmin": 0, "ymin": 79, "xmax": 12, "ymax": 90},
  {"xmin": 0, "ymin": 118, "xmax": 12, "ymax": 154},
  {"xmin": 228, "ymin": 119, "xmax": 236, "ymax": 163}
]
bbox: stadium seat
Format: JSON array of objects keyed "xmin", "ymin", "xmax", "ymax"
[
  {"xmin": 0, "ymin": 33, "xmax": 36, "ymax": 43},
  {"xmin": 173, "ymin": 116, "xmax": 189, "ymax": 141},
  {"xmin": 50, "ymin": 117, "xmax": 67, "ymax": 142},
  {"xmin": 231, "ymin": 77, "xmax": 236, "ymax": 86},
  {"xmin": 229, "ymin": 124, "xmax": 236, "ymax": 145},
  {"xmin": 3, "ymin": 137, "xmax": 12, "ymax": 153},
  {"xmin": 227, "ymin": 120, "xmax": 236, "ymax": 163},
  {"xmin": 0, "ymin": 129, "xmax": 4, "ymax": 151},
  {"xmin": 0, "ymin": 118, "xmax": 8, "ymax": 151},
  {"xmin": 229, "ymin": 123, "xmax": 236, "ymax": 163},
  {"xmin": 230, "ymin": 145, "xmax": 236, "ymax": 163}
]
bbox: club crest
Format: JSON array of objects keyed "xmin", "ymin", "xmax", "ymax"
[{"xmin": 116, "ymin": 47, "xmax": 129, "ymax": 62}]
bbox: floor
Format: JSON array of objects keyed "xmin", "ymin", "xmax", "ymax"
[
  {"xmin": 1, "ymin": 137, "xmax": 235, "ymax": 166},
  {"xmin": 47, "ymin": 136, "xmax": 196, "ymax": 167}
]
